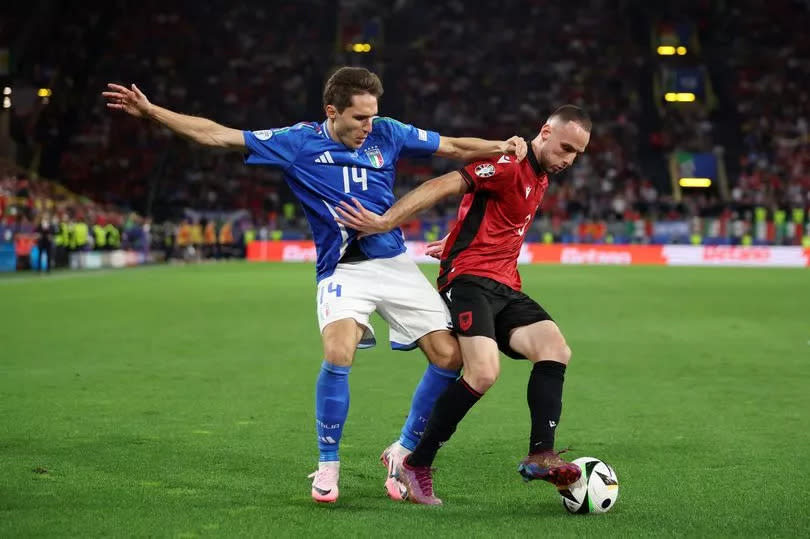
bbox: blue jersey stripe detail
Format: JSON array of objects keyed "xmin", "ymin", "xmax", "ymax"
[{"xmin": 322, "ymin": 200, "xmax": 349, "ymax": 260}]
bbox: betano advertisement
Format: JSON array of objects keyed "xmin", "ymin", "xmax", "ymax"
[{"xmin": 247, "ymin": 241, "xmax": 810, "ymax": 268}]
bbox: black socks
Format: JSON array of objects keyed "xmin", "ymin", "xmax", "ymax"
[
  {"xmin": 406, "ymin": 377, "xmax": 482, "ymax": 467},
  {"xmin": 528, "ymin": 360, "xmax": 566, "ymax": 454}
]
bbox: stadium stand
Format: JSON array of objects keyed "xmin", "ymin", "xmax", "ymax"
[{"xmin": 1, "ymin": 0, "xmax": 808, "ymax": 268}]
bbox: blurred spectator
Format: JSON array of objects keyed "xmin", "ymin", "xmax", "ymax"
[{"xmin": 2, "ymin": 0, "xmax": 807, "ymax": 249}]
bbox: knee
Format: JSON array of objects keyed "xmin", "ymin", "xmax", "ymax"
[
  {"xmin": 557, "ymin": 344, "xmax": 572, "ymax": 365},
  {"xmin": 322, "ymin": 341, "xmax": 355, "ymax": 366},
  {"xmin": 465, "ymin": 362, "xmax": 500, "ymax": 393},
  {"xmin": 424, "ymin": 332, "xmax": 462, "ymax": 371},
  {"xmin": 541, "ymin": 342, "xmax": 571, "ymax": 365},
  {"xmin": 530, "ymin": 339, "xmax": 571, "ymax": 366}
]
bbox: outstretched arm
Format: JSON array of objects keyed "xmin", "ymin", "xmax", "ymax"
[
  {"xmin": 335, "ymin": 171, "xmax": 468, "ymax": 235},
  {"xmin": 435, "ymin": 135, "xmax": 526, "ymax": 162},
  {"xmin": 103, "ymin": 83, "xmax": 246, "ymax": 151}
]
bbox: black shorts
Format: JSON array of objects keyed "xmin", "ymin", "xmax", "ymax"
[{"xmin": 441, "ymin": 275, "xmax": 553, "ymax": 359}]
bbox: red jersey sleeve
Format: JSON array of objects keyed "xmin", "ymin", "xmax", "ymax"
[{"xmin": 459, "ymin": 156, "xmax": 516, "ymax": 193}]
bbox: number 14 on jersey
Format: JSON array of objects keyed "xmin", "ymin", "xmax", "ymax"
[{"xmin": 343, "ymin": 166, "xmax": 368, "ymax": 193}]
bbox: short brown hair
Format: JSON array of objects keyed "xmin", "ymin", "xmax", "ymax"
[
  {"xmin": 323, "ymin": 67, "xmax": 384, "ymax": 112},
  {"xmin": 549, "ymin": 105, "xmax": 592, "ymax": 131}
]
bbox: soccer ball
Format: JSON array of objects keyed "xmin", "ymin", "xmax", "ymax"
[{"xmin": 558, "ymin": 457, "xmax": 619, "ymax": 514}]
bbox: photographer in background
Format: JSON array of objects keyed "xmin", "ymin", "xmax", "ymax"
[{"xmin": 35, "ymin": 214, "xmax": 55, "ymax": 273}]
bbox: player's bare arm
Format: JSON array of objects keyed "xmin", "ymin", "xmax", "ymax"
[
  {"xmin": 103, "ymin": 83, "xmax": 246, "ymax": 151},
  {"xmin": 435, "ymin": 135, "xmax": 526, "ymax": 162},
  {"xmin": 334, "ymin": 171, "xmax": 468, "ymax": 235}
]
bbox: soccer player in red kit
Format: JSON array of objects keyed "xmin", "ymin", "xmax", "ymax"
[{"xmin": 334, "ymin": 105, "xmax": 591, "ymax": 505}]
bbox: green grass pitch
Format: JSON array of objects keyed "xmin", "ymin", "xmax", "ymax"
[{"xmin": 1, "ymin": 262, "xmax": 809, "ymax": 537}]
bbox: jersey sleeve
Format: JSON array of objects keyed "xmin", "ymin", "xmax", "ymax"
[
  {"xmin": 243, "ymin": 127, "xmax": 302, "ymax": 170},
  {"xmin": 373, "ymin": 116, "xmax": 440, "ymax": 158},
  {"xmin": 459, "ymin": 156, "xmax": 515, "ymax": 193}
]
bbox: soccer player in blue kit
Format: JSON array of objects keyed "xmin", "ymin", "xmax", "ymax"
[{"xmin": 104, "ymin": 67, "xmax": 526, "ymax": 503}]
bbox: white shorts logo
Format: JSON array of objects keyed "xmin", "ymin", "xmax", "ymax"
[
  {"xmin": 417, "ymin": 128, "xmax": 428, "ymax": 141},
  {"xmin": 253, "ymin": 130, "xmax": 273, "ymax": 140},
  {"xmin": 475, "ymin": 163, "xmax": 496, "ymax": 177}
]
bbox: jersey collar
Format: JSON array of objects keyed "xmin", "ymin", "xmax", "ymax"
[
  {"xmin": 526, "ymin": 141, "xmax": 544, "ymax": 176},
  {"xmin": 321, "ymin": 120, "xmax": 358, "ymax": 150}
]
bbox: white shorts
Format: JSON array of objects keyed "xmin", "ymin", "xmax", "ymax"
[{"xmin": 316, "ymin": 253, "xmax": 451, "ymax": 350}]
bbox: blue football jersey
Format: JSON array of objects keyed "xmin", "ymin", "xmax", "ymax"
[{"xmin": 243, "ymin": 117, "xmax": 440, "ymax": 281}]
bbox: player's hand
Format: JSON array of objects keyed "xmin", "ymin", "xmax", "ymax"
[
  {"xmin": 103, "ymin": 83, "xmax": 153, "ymax": 119},
  {"xmin": 425, "ymin": 234, "xmax": 448, "ymax": 259},
  {"xmin": 334, "ymin": 198, "xmax": 391, "ymax": 237},
  {"xmin": 502, "ymin": 136, "xmax": 527, "ymax": 162}
]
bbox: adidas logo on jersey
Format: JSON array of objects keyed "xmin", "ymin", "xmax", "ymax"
[{"xmin": 315, "ymin": 151, "xmax": 335, "ymax": 164}]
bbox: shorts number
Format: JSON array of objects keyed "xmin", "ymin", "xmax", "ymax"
[{"xmin": 319, "ymin": 282, "xmax": 343, "ymax": 304}]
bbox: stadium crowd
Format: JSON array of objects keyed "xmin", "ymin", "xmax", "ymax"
[
  {"xmin": 3, "ymin": 0, "xmax": 809, "ymax": 267},
  {"xmin": 726, "ymin": 0, "xmax": 810, "ymax": 211}
]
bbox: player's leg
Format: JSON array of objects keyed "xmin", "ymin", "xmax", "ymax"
[
  {"xmin": 500, "ymin": 299, "xmax": 580, "ymax": 487},
  {"xmin": 510, "ymin": 320, "xmax": 571, "ymax": 454},
  {"xmin": 408, "ymin": 333, "xmax": 499, "ymax": 465},
  {"xmin": 398, "ymin": 278, "xmax": 503, "ymax": 504},
  {"xmin": 399, "ymin": 335, "xmax": 500, "ymax": 505},
  {"xmin": 310, "ymin": 266, "xmax": 377, "ymax": 503},
  {"xmin": 399, "ymin": 330, "xmax": 461, "ymax": 449},
  {"xmin": 379, "ymin": 329, "xmax": 461, "ymax": 500},
  {"xmin": 317, "ymin": 318, "xmax": 366, "ymax": 460},
  {"xmin": 373, "ymin": 255, "xmax": 462, "ymax": 499}
]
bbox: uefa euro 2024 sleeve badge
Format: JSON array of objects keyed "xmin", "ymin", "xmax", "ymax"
[
  {"xmin": 252, "ymin": 129, "xmax": 273, "ymax": 140},
  {"xmin": 475, "ymin": 163, "xmax": 496, "ymax": 177}
]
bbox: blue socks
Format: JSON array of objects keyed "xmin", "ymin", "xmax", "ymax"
[
  {"xmin": 315, "ymin": 360, "xmax": 351, "ymax": 462},
  {"xmin": 315, "ymin": 361, "xmax": 460, "ymax": 460},
  {"xmin": 399, "ymin": 363, "xmax": 460, "ymax": 451}
]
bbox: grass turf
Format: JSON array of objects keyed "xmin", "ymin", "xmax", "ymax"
[{"xmin": 1, "ymin": 262, "xmax": 808, "ymax": 537}]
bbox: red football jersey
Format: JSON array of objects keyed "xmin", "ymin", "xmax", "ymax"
[{"xmin": 437, "ymin": 148, "xmax": 548, "ymax": 291}]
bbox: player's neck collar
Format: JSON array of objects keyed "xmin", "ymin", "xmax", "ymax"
[
  {"xmin": 526, "ymin": 141, "xmax": 543, "ymax": 176},
  {"xmin": 322, "ymin": 119, "xmax": 350, "ymax": 148}
]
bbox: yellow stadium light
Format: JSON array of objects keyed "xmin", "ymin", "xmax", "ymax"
[
  {"xmin": 2, "ymin": 87, "xmax": 10, "ymax": 96},
  {"xmin": 37, "ymin": 88, "xmax": 52, "ymax": 97},
  {"xmin": 2, "ymin": 96, "xmax": 10, "ymax": 109},
  {"xmin": 665, "ymin": 92, "xmax": 697, "ymax": 103},
  {"xmin": 676, "ymin": 46, "xmax": 687, "ymax": 55},
  {"xmin": 679, "ymin": 178, "xmax": 712, "ymax": 188},
  {"xmin": 657, "ymin": 46, "xmax": 676, "ymax": 55},
  {"xmin": 350, "ymin": 43, "xmax": 372, "ymax": 53}
]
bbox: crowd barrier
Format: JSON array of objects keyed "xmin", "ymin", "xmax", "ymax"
[{"xmin": 247, "ymin": 241, "xmax": 810, "ymax": 268}]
